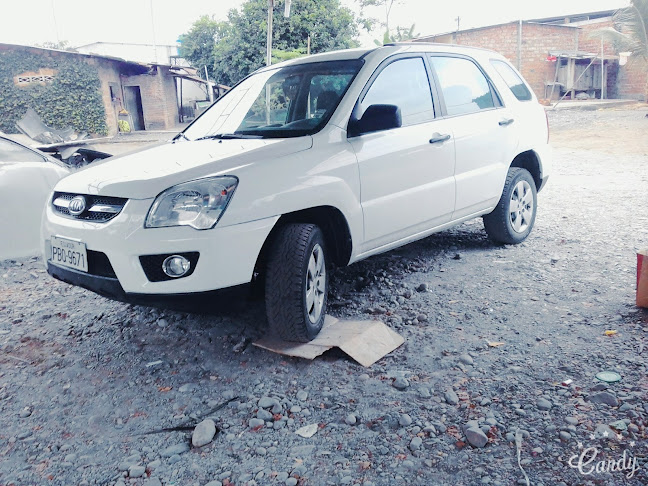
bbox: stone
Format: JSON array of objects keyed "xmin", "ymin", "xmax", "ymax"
[
  {"xmin": 409, "ymin": 437, "xmax": 423, "ymax": 451},
  {"xmin": 249, "ymin": 418, "xmax": 265, "ymax": 428},
  {"xmin": 459, "ymin": 354, "xmax": 474, "ymax": 365},
  {"xmin": 589, "ymin": 392, "xmax": 619, "ymax": 407},
  {"xmin": 259, "ymin": 396, "xmax": 279, "ymax": 408},
  {"xmin": 465, "ymin": 427, "xmax": 488, "ymax": 448},
  {"xmin": 559, "ymin": 431, "xmax": 571, "ymax": 441},
  {"xmin": 129, "ymin": 465, "xmax": 146, "ymax": 478},
  {"xmin": 257, "ymin": 409, "xmax": 274, "ymax": 421},
  {"xmin": 392, "ymin": 377, "xmax": 410, "ymax": 390},
  {"xmin": 536, "ymin": 398, "xmax": 553, "ymax": 411},
  {"xmin": 416, "ymin": 283, "xmax": 428, "ymax": 292},
  {"xmin": 444, "ymin": 390, "xmax": 459, "ymax": 405},
  {"xmin": 296, "ymin": 390, "xmax": 308, "ymax": 401},
  {"xmin": 192, "ymin": 419, "xmax": 217, "ymax": 448},
  {"xmin": 160, "ymin": 443, "xmax": 189, "ymax": 458},
  {"xmin": 399, "ymin": 414, "xmax": 413, "ymax": 427},
  {"xmin": 345, "ymin": 414, "xmax": 357, "ymax": 426}
]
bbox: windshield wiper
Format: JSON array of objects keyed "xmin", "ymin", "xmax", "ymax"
[
  {"xmin": 196, "ymin": 133, "xmax": 263, "ymax": 140},
  {"xmin": 172, "ymin": 132, "xmax": 189, "ymax": 142}
]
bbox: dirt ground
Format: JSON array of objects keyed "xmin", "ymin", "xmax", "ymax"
[{"xmin": 1, "ymin": 105, "xmax": 648, "ymax": 486}]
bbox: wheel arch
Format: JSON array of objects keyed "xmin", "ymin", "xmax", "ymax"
[
  {"xmin": 510, "ymin": 150, "xmax": 542, "ymax": 191},
  {"xmin": 254, "ymin": 205, "xmax": 353, "ymax": 276}
]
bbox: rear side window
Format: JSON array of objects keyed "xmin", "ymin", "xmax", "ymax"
[
  {"xmin": 429, "ymin": 56, "xmax": 496, "ymax": 116},
  {"xmin": 361, "ymin": 57, "xmax": 435, "ymax": 126},
  {"xmin": 491, "ymin": 60, "xmax": 532, "ymax": 101}
]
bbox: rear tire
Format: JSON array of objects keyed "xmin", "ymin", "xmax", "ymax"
[
  {"xmin": 265, "ymin": 224, "xmax": 328, "ymax": 342},
  {"xmin": 483, "ymin": 167, "xmax": 537, "ymax": 244}
]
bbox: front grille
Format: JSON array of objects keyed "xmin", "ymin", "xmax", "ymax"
[
  {"xmin": 140, "ymin": 252, "xmax": 200, "ymax": 282},
  {"xmin": 52, "ymin": 192, "xmax": 128, "ymax": 223},
  {"xmin": 87, "ymin": 250, "xmax": 117, "ymax": 278}
]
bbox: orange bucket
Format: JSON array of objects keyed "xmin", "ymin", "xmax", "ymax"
[{"xmin": 638, "ymin": 250, "xmax": 648, "ymax": 308}]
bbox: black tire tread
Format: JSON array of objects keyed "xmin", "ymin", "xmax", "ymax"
[
  {"xmin": 483, "ymin": 167, "xmax": 536, "ymax": 245},
  {"xmin": 265, "ymin": 224, "xmax": 326, "ymax": 342}
]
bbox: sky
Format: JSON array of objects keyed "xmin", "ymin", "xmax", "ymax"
[{"xmin": 0, "ymin": 0, "xmax": 631, "ymax": 49}]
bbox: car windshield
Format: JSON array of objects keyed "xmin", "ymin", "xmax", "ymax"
[{"xmin": 183, "ymin": 60, "xmax": 363, "ymax": 140}]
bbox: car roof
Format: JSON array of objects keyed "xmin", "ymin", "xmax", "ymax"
[{"xmin": 260, "ymin": 43, "xmax": 507, "ymax": 72}]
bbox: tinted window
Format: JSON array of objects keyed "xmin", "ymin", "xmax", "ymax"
[
  {"xmin": 430, "ymin": 57, "xmax": 495, "ymax": 116},
  {"xmin": 491, "ymin": 60, "xmax": 532, "ymax": 101},
  {"xmin": 362, "ymin": 57, "xmax": 434, "ymax": 126},
  {"xmin": 0, "ymin": 138, "xmax": 45, "ymax": 162}
]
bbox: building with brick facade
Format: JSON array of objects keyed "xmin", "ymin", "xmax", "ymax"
[
  {"xmin": 0, "ymin": 43, "xmax": 218, "ymax": 136},
  {"xmin": 413, "ymin": 10, "xmax": 648, "ymax": 102}
]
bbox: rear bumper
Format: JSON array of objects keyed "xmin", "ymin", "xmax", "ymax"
[{"xmin": 47, "ymin": 261, "xmax": 252, "ymax": 309}]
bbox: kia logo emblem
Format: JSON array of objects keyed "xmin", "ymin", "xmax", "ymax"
[{"xmin": 68, "ymin": 196, "xmax": 86, "ymax": 216}]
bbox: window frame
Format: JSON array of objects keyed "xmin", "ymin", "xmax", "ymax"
[
  {"xmin": 490, "ymin": 58, "xmax": 533, "ymax": 102},
  {"xmin": 348, "ymin": 54, "xmax": 440, "ymax": 136},
  {"xmin": 426, "ymin": 53, "xmax": 504, "ymax": 118}
]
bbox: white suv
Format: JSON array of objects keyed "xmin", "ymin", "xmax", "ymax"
[{"xmin": 43, "ymin": 44, "xmax": 550, "ymax": 342}]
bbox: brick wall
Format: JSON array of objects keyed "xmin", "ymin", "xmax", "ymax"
[
  {"xmin": 122, "ymin": 66, "xmax": 179, "ymax": 130},
  {"xmin": 92, "ymin": 59, "xmax": 123, "ymax": 136},
  {"xmin": 617, "ymin": 56, "xmax": 648, "ymax": 100},
  {"xmin": 414, "ymin": 19, "xmax": 648, "ymax": 101}
]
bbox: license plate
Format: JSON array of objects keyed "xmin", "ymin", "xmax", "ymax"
[{"xmin": 50, "ymin": 236, "xmax": 88, "ymax": 272}]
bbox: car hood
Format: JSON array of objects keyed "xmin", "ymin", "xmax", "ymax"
[{"xmin": 54, "ymin": 137, "xmax": 313, "ymax": 199}]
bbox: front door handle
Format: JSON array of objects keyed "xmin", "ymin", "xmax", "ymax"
[
  {"xmin": 499, "ymin": 118, "xmax": 515, "ymax": 126},
  {"xmin": 429, "ymin": 133, "xmax": 451, "ymax": 144}
]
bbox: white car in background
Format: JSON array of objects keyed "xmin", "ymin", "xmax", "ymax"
[
  {"xmin": 42, "ymin": 44, "xmax": 551, "ymax": 342},
  {"xmin": 0, "ymin": 134, "xmax": 69, "ymax": 260}
]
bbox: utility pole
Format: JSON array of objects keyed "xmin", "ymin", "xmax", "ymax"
[
  {"xmin": 266, "ymin": 0, "xmax": 274, "ymax": 66},
  {"xmin": 455, "ymin": 16, "xmax": 460, "ymax": 32}
]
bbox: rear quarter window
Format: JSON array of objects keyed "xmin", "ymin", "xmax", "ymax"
[{"xmin": 491, "ymin": 60, "xmax": 532, "ymax": 101}]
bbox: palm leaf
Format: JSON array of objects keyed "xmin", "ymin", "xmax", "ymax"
[{"xmin": 614, "ymin": 0, "xmax": 648, "ymax": 60}]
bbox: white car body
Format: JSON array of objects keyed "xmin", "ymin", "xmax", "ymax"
[
  {"xmin": 0, "ymin": 135, "xmax": 69, "ymax": 260},
  {"xmin": 42, "ymin": 44, "xmax": 550, "ymax": 311}
]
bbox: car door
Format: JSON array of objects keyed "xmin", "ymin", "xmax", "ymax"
[
  {"xmin": 347, "ymin": 55, "xmax": 456, "ymax": 252},
  {"xmin": 0, "ymin": 137, "xmax": 69, "ymax": 259},
  {"xmin": 428, "ymin": 55, "xmax": 518, "ymax": 220}
]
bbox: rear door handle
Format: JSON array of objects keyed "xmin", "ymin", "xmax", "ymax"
[
  {"xmin": 429, "ymin": 133, "xmax": 451, "ymax": 144},
  {"xmin": 499, "ymin": 118, "xmax": 515, "ymax": 126}
]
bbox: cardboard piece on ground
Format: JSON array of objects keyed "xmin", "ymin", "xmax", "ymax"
[{"xmin": 253, "ymin": 315, "xmax": 404, "ymax": 367}]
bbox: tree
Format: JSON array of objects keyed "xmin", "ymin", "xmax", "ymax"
[
  {"xmin": 591, "ymin": 0, "xmax": 648, "ymax": 99},
  {"xmin": 177, "ymin": 15, "xmax": 224, "ymax": 81},
  {"xmin": 180, "ymin": 0, "xmax": 360, "ymax": 87},
  {"xmin": 373, "ymin": 23, "xmax": 418, "ymax": 46}
]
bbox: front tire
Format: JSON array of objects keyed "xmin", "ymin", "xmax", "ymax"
[
  {"xmin": 265, "ymin": 224, "xmax": 328, "ymax": 342},
  {"xmin": 483, "ymin": 167, "xmax": 537, "ymax": 244}
]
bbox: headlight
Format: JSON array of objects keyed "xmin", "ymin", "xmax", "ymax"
[{"xmin": 145, "ymin": 176, "xmax": 238, "ymax": 230}]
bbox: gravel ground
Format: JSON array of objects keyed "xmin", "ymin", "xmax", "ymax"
[{"xmin": 1, "ymin": 106, "xmax": 648, "ymax": 486}]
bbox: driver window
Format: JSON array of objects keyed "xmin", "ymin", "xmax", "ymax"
[{"xmin": 361, "ymin": 57, "xmax": 435, "ymax": 126}]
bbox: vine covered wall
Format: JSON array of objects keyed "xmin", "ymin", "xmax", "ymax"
[{"xmin": 0, "ymin": 49, "xmax": 107, "ymax": 135}]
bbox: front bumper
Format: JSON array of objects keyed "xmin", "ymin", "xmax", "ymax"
[
  {"xmin": 47, "ymin": 261, "xmax": 252, "ymax": 308},
  {"xmin": 42, "ymin": 198, "xmax": 279, "ymax": 295}
]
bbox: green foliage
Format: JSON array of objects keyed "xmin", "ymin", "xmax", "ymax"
[
  {"xmin": 0, "ymin": 50, "xmax": 107, "ymax": 135},
  {"xmin": 177, "ymin": 15, "xmax": 224, "ymax": 81},
  {"xmin": 180, "ymin": 0, "xmax": 360, "ymax": 87},
  {"xmin": 373, "ymin": 24, "xmax": 418, "ymax": 46}
]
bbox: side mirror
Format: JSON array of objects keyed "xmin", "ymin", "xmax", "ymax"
[{"xmin": 348, "ymin": 104, "xmax": 402, "ymax": 137}]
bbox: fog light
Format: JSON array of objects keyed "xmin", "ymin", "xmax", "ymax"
[{"xmin": 162, "ymin": 255, "xmax": 191, "ymax": 278}]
